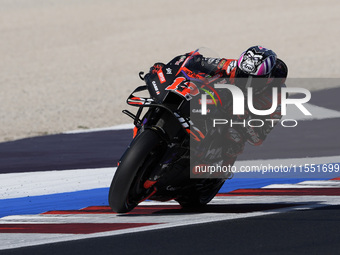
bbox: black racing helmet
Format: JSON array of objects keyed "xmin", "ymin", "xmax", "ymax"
[{"xmin": 235, "ymin": 46, "xmax": 277, "ymax": 94}]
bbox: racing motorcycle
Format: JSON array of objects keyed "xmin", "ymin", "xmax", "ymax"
[{"xmin": 108, "ymin": 49, "xmax": 235, "ymax": 213}]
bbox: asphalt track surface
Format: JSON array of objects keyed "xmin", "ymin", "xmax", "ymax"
[
  {"xmin": 1, "ymin": 87, "xmax": 340, "ymax": 254},
  {"xmin": 3, "ymin": 205, "xmax": 340, "ymax": 255}
]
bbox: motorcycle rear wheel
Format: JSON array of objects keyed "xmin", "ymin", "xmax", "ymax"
[
  {"xmin": 108, "ymin": 129, "xmax": 165, "ymax": 213},
  {"xmin": 176, "ymin": 179, "xmax": 225, "ymax": 208}
]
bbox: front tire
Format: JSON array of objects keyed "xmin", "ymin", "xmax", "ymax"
[{"xmin": 108, "ymin": 129, "xmax": 164, "ymax": 213}]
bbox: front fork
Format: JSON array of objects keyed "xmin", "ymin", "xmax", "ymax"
[{"xmin": 131, "ymin": 107, "xmax": 189, "ymax": 189}]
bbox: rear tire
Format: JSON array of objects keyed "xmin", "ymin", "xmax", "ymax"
[
  {"xmin": 108, "ymin": 129, "xmax": 164, "ymax": 213},
  {"xmin": 176, "ymin": 179, "xmax": 225, "ymax": 208},
  {"xmin": 177, "ymin": 157, "xmax": 236, "ymax": 208}
]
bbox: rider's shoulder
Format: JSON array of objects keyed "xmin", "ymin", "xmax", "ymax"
[{"xmin": 272, "ymin": 58, "xmax": 288, "ymax": 79}]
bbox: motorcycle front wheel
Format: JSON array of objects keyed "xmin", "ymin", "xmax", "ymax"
[{"xmin": 108, "ymin": 129, "xmax": 165, "ymax": 213}]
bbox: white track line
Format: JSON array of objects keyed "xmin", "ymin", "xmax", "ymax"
[
  {"xmin": 64, "ymin": 123, "xmax": 134, "ymax": 134},
  {"xmin": 0, "ymin": 167, "xmax": 116, "ymax": 199},
  {"xmin": 263, "ymin": 180, "xmax": 340, "ymax": 189}
]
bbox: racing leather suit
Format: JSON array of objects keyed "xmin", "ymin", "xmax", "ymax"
[{"xmin": 151, "ymin": 52, "xmax": 288, "ymax": 158}]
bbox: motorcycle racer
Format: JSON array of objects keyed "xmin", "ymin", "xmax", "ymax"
[
  {"xmin": 149, "ymin": 46, "xmax": 288, "ymax": 159},
  {"xmin": 109, "ymin": 46, "xmax": 288, "ymax": 212}
]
